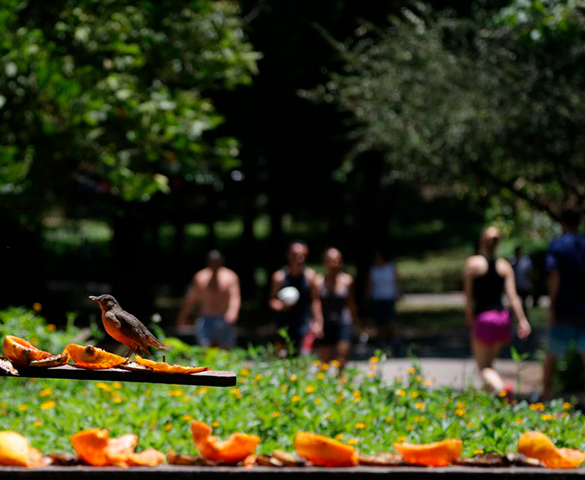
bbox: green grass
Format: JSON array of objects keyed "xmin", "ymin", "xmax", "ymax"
[{"xmin": 2, "ymin": 308, "xmax": 585, "ymax": 460}]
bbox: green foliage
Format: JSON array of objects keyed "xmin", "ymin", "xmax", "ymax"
[
  {"xmin": 0, "ymin": 0, "xmax": 259, "ymax": 201},
  {"xmin": 1, "ymin": 310, "xmax": 584, "ymax": 457},
  {"xmin": 315, "ymin": 0, "xmax": 585, "ymax": 216}
]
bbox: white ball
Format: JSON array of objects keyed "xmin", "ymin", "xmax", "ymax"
[{"xmin": 277, "ymin": 286, "xmax": 300, "ymax": 306}]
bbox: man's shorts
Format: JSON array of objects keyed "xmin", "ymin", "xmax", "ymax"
[
  {"xmin": 196, "ymin": 316, "xmax": 236, "ymax": 348},
  {"xmin": 548, "ymin": 324, "xmax": 585, "ymax": 356}
]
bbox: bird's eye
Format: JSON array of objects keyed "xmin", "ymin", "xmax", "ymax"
[{"xmin": 85, "ymin": 346, "xmax": 95, "ymax": 355}]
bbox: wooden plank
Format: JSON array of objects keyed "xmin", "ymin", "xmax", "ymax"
[{"xmin": 0, "ymin": 364, "xmax": 236, "ymax": 387}]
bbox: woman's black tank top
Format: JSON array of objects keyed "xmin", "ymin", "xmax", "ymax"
[{"xmin": 473, "ymin": 257, "xmax": 505, "ymax": 314}]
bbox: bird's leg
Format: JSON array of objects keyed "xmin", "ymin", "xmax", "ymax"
[{"xmin": 124, "ymin": 347, "xmax": 135, "ymax": 360}]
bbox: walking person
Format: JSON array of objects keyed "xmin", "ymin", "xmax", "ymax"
[
  {"xmin": 367, "ymin": 251, "xmax": 400, "ymax": 351},
  {"xmin": 176, "ymin": 250, "xmax": 241, "ymax": 348},
  {"xmin": 464, "ymin": 227, "xmax": 532, "ymax": 393},
  {"xmin": 311, "ymin": 248, "xmax": 360, "ymax": 369},
  {"xmin": 269, "ymin": 241, "xmax": 318, "ymax": 353},
  {"xmin": 542, "ymin": 209, "xmax": 585, "ymax": 399},
  {"xmin": 510, "ymin": 246, "xmax": 533, "ymax": 314}
]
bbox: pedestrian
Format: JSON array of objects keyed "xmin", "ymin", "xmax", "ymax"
[
  {"xmin": 176, "ymin": 250, "xmax": 241, "ymax": 348},
  {"xmin": 367, "ymin": 251, "xmax": 400, "ymax": 351},
  {"xmin": 311, "ymin": 248, "xmax": 360, "ymax": 369},
  {"xmin": 464, "ymin": 227, "xmax": 531, "ymax": 393},
  {"xmin": 510, "ymin": 246, "xmax": 533, "ymax": 313},
  {"xmin": 542, "ymin": 209, "xmax": 585, "ymax": 399},
  {"xmin": 269, "ymin": 241, "xmax": 318, "ymax": 354}
]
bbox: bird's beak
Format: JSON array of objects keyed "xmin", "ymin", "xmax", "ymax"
[{"xmin": 89, "ymin": 296, "xmax": 97, "ymax": 302}]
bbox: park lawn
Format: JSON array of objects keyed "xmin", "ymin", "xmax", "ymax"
[{"xmin": 1, "ymin": 308, "xmax": 583, "ymax": 459}]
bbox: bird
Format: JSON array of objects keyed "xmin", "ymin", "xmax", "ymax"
[{"xmin": 89, "ymin": 294, "xmax": 168, "ymax": 357}]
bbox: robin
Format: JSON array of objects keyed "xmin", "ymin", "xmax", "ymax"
[{"xmin": 89, "ymin": 294, "xmax": 168, "ymax": 357}]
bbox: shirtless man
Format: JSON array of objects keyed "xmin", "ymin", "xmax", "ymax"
[
  {"xmin": 176, "ymin": 250, "xmax": 241, "ymax": 348},
  {"xmin": 270, "ymin": 241, "xmax": 318, "ymax": 352}
]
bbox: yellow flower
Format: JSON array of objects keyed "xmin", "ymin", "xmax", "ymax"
[
  {"xmin": 182, "ymin": 396, "xmax": 190, "ymax": 402},
  {"xmin": 367, "ymin": 372, "xmax": 376, "ymax": 379},
  {"xmin": 467, "ymin": 421, "xmax": 473, "ymax": 428},
  {"xmin": 96, "ymin": 382, "xmax": 111, "ymax": 392},
  {"xmin": 321, "ymin": 363, "xmax": 329, "ymax": 371},
  {"xmin": 230, "ymin": 388, "xmax": 242, "ymax": 399},
  {"xmin": 305, "ymin": 386, "xmax": 315, "ymax": 394},
  {"xmin": 18, "ymin": 405, "xmax": 28, "ymax": 412},
  {"xmin": 331, "ymin": 360, "xmax": 341, "ymax": 367},
  {"xmin": 316, "ymin": 372, "xmax": 325, "ymax": 380},
  {"xmin": 456, "ymin": 401, "xmax": 466, "ymax": 409},
  {"xmin": 353, "ymin": 397, "xmax": 362, "ymax": 403},
  {"xmin": 41, "ymin": 400, "xmax": 56, "ymax": 410},
  {"xmin": 348, "ymin": 439, "xmax": 359, "ymax": 445},
  {"xmin": 212, "ymin": 421, "xmax": 220, "ymax": 427},
  {"xmin": 289, "ymin": 375, "xmax": 297, "ymax": 382},
  {"xmin": 474, "ymin": 449, "xmax": 484, "ymax": 455},
  {"xmin": 415, "ymin": 402, "xmax": 425, "ymax": 409},
  {"xmin": 335, "ymin": 433, "xmax": 344, "ymax": 440},
  {"xmin": 516, "ymin": 418, "xmax": 524, "ymax": 424},
  {"xmin": 33, "ymin": 421, "xmax": 42, "ymax": 427},
  {"xmin": 386, "ymin": 416, "xmax": 393, "ymax": 423},
  {"xmin": 530, "ymin": 403, "xmax": 545, "ymax": 411},
  {"xmin": 47, "ymin": 324, "xmax": 56, "ymax": 332},
  {"xmin": 280, "ymin": 385, "xmax": 289, "ymax": 393},
  {"xmin": 292, "ymin": 395, "xmax": 301, "ymax": 403},
  {"xmin": 406, "ymin": 425, "xmax": 414, "ymax": 431},
  {"xmin": 313, "ymin": 360, "xmax": 322, "ymax": 367},
  {"xmin": 369, "ymin": 363, "xmax": 377, "ymax": 371},
  {"xmin": 369, "ymin": 356, "xmax": 379, "ymax": 364},
  {"xmin": 415, "ymin": 375, "xmax": 423, "ymax": 382},
  {"xmin": 563, "ymin": 402, "xmax": 571, "ymax": 410},
  {"xmin": 498, "ymin": 390, "xmax": 507, "ymax": 398},
  {"xmin": 145, "ymin": 389, "xmax": 151, "ymax": 396},
  {"xmin": 410, "ymin": 391, "xmax": 419, "ymax": 399},
  {"xmin": 352, "ymin": 390, "xmax": 362, "ymax": 398},
  {"xmin": 423, "ymin": 379, "xmax": 432, "ymax": 387},
  {"xmin": 454, "ymin": 408, "xmax": 466, "ymax": 417},
  {"xmin": 439, "ymin": 413, "xmax": 447, "ymax": 419},
  {"xmin": 40, "ymin": 388, "xmax": 53, "ymax": 397},
  {"xmin": 165, "ymin": 424, "xmax": 173, "ymax": 431},
  {"xmin": 113, "ymin": 396, "xmax": 122, "ymax": 404},
  {"xmin": 182, "ymin": 414, "xmax": 193, "ymax": 421},
  {"xmin": 81, "ymin": 389, "xmax": 88, "ymax": 396},
  {"xmin": 32, "ymin": 302, "xmax": 42, "ymax": 312},
  {"xmin": 407, "ymin": 367, "xmax": 416, "ymax": 375},
  {"xmin": 356, "ymin": 422, "xmax": 366, "ymax": 429},
  {"xmin": 314, "ymin": 398, "xmax": 322, "ymax": 406},
  {"xmin": 255, "ymin": 374, "xmax": 262, "ymax": 381},
  {"xmin": 414, "ymin": 416, "xmax": 425, "ymax": 423},
  {"xmin": 197, "ymin": 387, "xmax": 209, "ymax": 395},
  {"xmin": 112, "ymin": 382, "xmax": 123, "ymax": 389},
  {"xmin": 240, "ymin": 368, "xmax": 250, "ymax": 376},
  {"xmin": 168, "ymin": 389, "xmax": 184, "ymax": 397},
  {"xmin": 396, "ymin": 389, "xmax": 406, "ymax": 397},
  {"xmin": 541, "ymin": 414, "xmax": 554, "ymax": 421},
  {"xmin": 335, "ymin": 397, "xmax": 343, "ymax": 405},
  {"xmin": 397, "ymin": 435, "xmax": 407, "ymax": 442},
  {"xmin": 272, "ymin": 411, "xmax": 281, "ymax": 418}
]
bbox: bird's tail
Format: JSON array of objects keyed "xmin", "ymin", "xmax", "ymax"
[{"xmin": 147, "ymin": 334, "xmax": 170, "ymax": 351}]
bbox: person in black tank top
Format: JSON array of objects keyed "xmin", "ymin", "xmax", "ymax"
[
  {"xmin": 464, "ymin": 227, "xmax": 531, "ymax": 394},
  {"xmin": 269, "ymin": 241, "xmax": 317, "ymax": 354},
  {"xmin": 311, "ymin": 248, "xmax": 360, "ymax": 369}
]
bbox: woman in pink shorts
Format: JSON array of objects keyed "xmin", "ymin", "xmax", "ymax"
[{"xmin": 464, "ymin": 227, "xmax": 531, "ymax": 392}]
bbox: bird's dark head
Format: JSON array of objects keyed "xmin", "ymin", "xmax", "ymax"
[{"xmin": 89, "ymin": 294, "xmax": 119, "ymax": 310}]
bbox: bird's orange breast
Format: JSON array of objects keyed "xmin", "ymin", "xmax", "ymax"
[{"xmin": 102, "ymin": 316, "xmax": 134, "ymax": 347}]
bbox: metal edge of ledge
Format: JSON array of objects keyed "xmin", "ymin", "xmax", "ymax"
[{"xmin": 0, "ymin": 466, "xmax": 584, "ymax": 479}]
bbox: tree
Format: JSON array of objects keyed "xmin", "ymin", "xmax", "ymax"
[
  {"xmin": 315, "ymin": 0, "xmax": 585, "ymax": 219},
  {"xmin": 0, "ymin": 0, "xmax": 259, "ymax": 310}
]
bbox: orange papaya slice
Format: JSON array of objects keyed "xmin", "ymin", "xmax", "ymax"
[
  {"xmin": 66, "ymin": 344, "xmax": 127, "ymax": 369},
  {"xmin": 294, "ymin": 431, "xmax": 359, "ymax": 467},
  {"xmin": 190, "ymin": 420, "xmax": 260, "ymax": 464},
  {"xmin": 394, "ymin": 439, "xmax": 463, "ymax": 466},
  {"xmin": 135, "ymin": 355, "xmax": 209, "ymax": 374},
  {"xmin": 518, "ymin": 431, "xmax": 585, "ymax": 469},
  {"xmin": 0, "ymin": 431, "xmax": 44, "ymax": 468},
  {"xmin": 3, "ymin": 336, "xmax": 52, "ymax": 366}
]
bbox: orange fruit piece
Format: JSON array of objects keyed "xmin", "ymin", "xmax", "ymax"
[
  {"xmin": 127, "ymin": 449, "xmax": 166, "ymax": 466},
  {"xmin": 66, "ymin": 344, "xmax": 127, "ymax": 369},
  {"xmin": 71, "ymin": 428, "xmax": 164, "ymax": 467},
  {"xmin": 135, "ymin": 355, "xmax": 209, "ymax": 374},
  {"xmin": 104, "ymin": 434, "xmax": 138, "ymax": 464},
  {"xmin": 190, "ymin": 421, "xmax": 260, "ymax": 463},
  {"xmin": 71, "ymin": 429, "xmax": 111, "ymax": 466},
  {"xmin": 0, "ymin": 431, "xmax": 44, "ymax": 467},
  {"xmin": 518, "ymin": 431, "xmax": 585, "ymax": 468},
  {"xmin": 294, "ymin": 431, "xmax": 359, "ymax": 467},
  {"xmin": 394, "ymin": 439, "xmax": 463, "ymax": 466},
  {"xmin": 2, "ymin": 336, "xmax": 53, "ymax": 366}
]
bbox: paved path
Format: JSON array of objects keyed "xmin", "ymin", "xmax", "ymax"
[
  {"xmin": 400, "ymin": 292, "xmax": 551, "ymax": 308},
  {"xmin": 353, "ymin": 358, "xmax": 542, "ymax": 395}
]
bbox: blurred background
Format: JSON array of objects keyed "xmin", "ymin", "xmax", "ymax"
[{"xmin": 0, "ymin": 0, "xmax": 583, "ymax": 360}]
